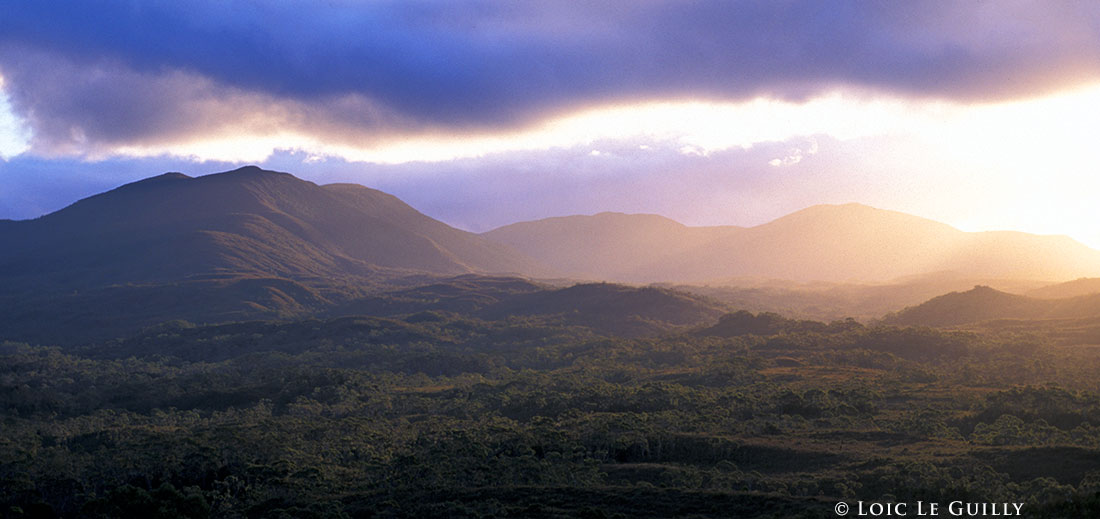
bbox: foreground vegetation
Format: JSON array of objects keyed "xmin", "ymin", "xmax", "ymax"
[{"xmin": 4, "ymin": 311, "xmax": 1100, "ymax": 518}]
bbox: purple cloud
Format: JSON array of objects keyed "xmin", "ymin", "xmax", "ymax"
[{"xmin": 2, "ymin": 1, "xmax": 1099, "ymax": 155}]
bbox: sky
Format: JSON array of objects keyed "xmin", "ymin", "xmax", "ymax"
[{"xmin": 2, "ymin": 1, "xmax": 1100, "ymax": 247}]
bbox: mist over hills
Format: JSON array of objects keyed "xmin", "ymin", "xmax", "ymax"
[
  {"xmin": 1027, "ymin": 278, "xmax": 1100, "ymax": 299},
  {"xmin": 4, "ymin": 165, "xmax": 1100, "ymax": 344},
  {"xmin": 485, "ymin": 203, "xmax": 1100, "ymax": 284},
  {"xmin": 8, "ymin": 166, "xmax": 1096, "ymax": 293},
  {"xmin": 481, "ymin": 212, "xmax": 743, "ymax": 281},
  {"xmin": 668, "ymin": 273, "xmax": 1051, "ymax": 323}
]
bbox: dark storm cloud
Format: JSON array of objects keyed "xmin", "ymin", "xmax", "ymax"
[{"xmin": 2, "ymin": 0, "xmax": 1099, "ymax": 153}]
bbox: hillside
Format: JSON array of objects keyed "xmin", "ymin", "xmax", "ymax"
[
  {"xmin": 478, "ymin": 283, "xmax": 728, "ymax": 337},
  {"xmin": 331, "ymin": 275, "xmax": 549, "ymax": 317},
  {"xmin": 0, "ymin": 166, "xmax": 549, "ymax": 291},
  {"xmin": 886, "ymin": 285, "xmax": 1100, "ymax": 327},
  {"xmin": 334, "ymin": 277, "xmax": 728, "ymax": 338},
  {"xmin": 0, "ymin": 167, "xmax": 552, "ymax": 344},
  {"xmin": 484, "ymin": 212, "xmax": 742, "ymax": 281},
  {"xmin": 1028, "ymin": 278, "xmax": 1100, "ymax": 299},
  {"xmin": 671, "ymin": 274, "xmax": 1048, "ymax": 322},
  {"xmin": 483, "ymin": 204, "xmax": 1100, "ymax": 283}
]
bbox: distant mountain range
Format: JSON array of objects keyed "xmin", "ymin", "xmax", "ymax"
[
  {"xmin": 7, "ymin": 166, "xmax": 1097, "ymax": 290},
  {"xmin": 485, "ymin": 204, "xmax": 1100, "ymax": 283},
  {"xmin": 4, "ymin": 166, "xmax": 1100, "ymax": 344}
]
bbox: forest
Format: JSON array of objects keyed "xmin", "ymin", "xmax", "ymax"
[{"xmin": 5, "ymin": 308, "xmax": 1100, "ymax": 518}]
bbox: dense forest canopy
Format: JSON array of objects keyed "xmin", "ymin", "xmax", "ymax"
[{"xmin": 5, "ymin": 306, "xmax": 1100, "ymax": 518}]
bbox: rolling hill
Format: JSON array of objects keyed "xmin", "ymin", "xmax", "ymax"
[
  {"xmin": 1027, "ymin": 278, "xmax": 1100, "ymax": 299},
  {"xmin": 484, "ymin": 204, "xmax": 1100, "ymax": 284},
  {"xmin": 885, "ymin": 285, "xmax": 1100, "ymax": 327},
  {"xmin": 477, "ymin": 283, "xmax": 728, "ymax": 337},
  {"xmin": 669, "ymin": 273, "xmax": 1049, "ymax": 323},
  {"xmin": 332, "ymin": 276, "xmax": 729, "ymax": 338}
]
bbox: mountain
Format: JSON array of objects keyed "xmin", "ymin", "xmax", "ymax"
[
  {"xmin": 0, "ymin": 167, "xmax": 552, "ymax": 344},
  {"xmin": 483, "ymin": 212, "xmax": 742, "ymax": 281},
  {"xmin": 0, "ymin": 166, "xmax": 549, "ymax": 291},
  {"xmin": 6, "ymin": 167, "xmax": 1100, "ymax": 344},
  {"xmin": 483, "ymin": 204, "xmax": 1100, "ymax": 284},
  {"xmin": 885, "ymin": 285, "xmax": 1100, "ymax": 327}
]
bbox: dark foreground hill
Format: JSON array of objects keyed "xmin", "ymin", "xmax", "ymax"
[
  {"xmin": 332, "ymin": 277, "xmax": 729, "ymax": 337},
  {"xmin": 0, "ymin": 167, "xmax": 553, "ymax": 343},
  {"xmin": 0, "ymin": 166, "xmax": 547, "ymax": 290}
]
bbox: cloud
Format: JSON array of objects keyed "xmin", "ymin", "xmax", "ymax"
[
  {"xmin": 2, "ymin": 1, "xmax": 1099, "ymax": 158},
  {"xmin": 0, "ymin": 46, "xmax": 412, "ymax": 159},
  {"xmin": 0, "ymin": 74, "xmax": 30, "ymax": 159},
  {"xmin": 769, "ymin": 137, "xmax": 818, "ymax": 166}
]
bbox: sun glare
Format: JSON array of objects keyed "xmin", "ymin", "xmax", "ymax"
[
  {"xmin": 77, "ymin": 80, "xmax": 1100, "ymax": 249},
  {"xmin": 915, "ymin": 83, "xmax": 1100, "ymax": 248},
  {"xmin": 99, "ymin": 82, "xmax": 1100, "ymax": 177},
  {"xmin": 329, "ymin": 93, "xmax": 926, "ymax": 164}
]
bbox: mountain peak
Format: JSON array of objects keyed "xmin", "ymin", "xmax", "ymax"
[
  {"xmin": 225, "ymin": 165, "xmax": 267, "ymax": 174},
  {"xmin": 771, "ymin": 202, "xmax": 945, "ymax": 224},
  {"xmin": 1, "ymin": 166, "xmax": 551, "ymax": 290},
  {"xmin": 112, "ymin": 171, "xmax": 192, "ymax": 192},
  {"xmin": 205, "ymin": 165, "xmax": 295, "ymax": 180}
]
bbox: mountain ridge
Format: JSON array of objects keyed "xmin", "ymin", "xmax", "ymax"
[
  {"xmin": 484, "ymin": 203, "xmax": 1100, "ymax": 283},
  {"xmin": 0, "ymin": 166, "xmax": 551, "ymax": 291}
]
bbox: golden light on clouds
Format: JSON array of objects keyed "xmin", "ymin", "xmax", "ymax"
[
  {"xmin": 5, "ymin": 71, "xmax": 1100, "ymax": 248},
  {"xmin": 19, "ymin": 80, "xmax": 1100, "ymax": 181},
  {"xmin": 91, "ymin": 82, "xmax": 1100, "ymax": 168},
  {"xmin": 87, "ymin": 91, "xmax": 935, "ymax": 164}
]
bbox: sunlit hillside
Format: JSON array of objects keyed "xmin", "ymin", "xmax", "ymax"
[{"xmin": 485, "ymin": 203, "xmax": 1100, "ymax": 283}]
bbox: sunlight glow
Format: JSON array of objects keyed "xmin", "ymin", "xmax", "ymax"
[
  {"xmin": 0, "ymin": 75, "xmax": 32, "ymax": 160},
  {"xmin": 98, "ymin": 82, "xmax": 1100, "ymax": 249},
  {"xmin": 104, "ymin": 84, "xmax": 1100, "ymax": 174},
  {"xmin": 107, "ymin": 91, "xmax": 934, "ymax": 164},
  {"xmin": 914, "ymin": 84, "xmax": 1100, "ymax": 249},
  {"xmin": 330, "ymin": 93, "xmax": 928, "ymax": 164}
]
